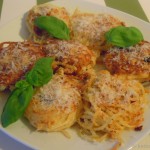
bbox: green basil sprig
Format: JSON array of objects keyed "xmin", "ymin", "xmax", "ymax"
[
  {"xmin": 1, "ymin": 80, "xmax": 34, "ymax": 127},
  {"xmin": 1, "ymin": 57, "xmax": 53, "ymax": 127},
  {"xmin": 34, "ymin": 16, "xmax": 70, "ymax": 40},
  {"xmin": 105, "ymin": 26, "xmax": 144, "ymax": 47},
  {"xmin": 26, "ymin": 57, "xmax": 53, "ymax": 87}
]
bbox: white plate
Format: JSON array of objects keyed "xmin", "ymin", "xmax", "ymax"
[{"xmin": 0, "ymin": 0, "xmax": 150, "ymax": 150}]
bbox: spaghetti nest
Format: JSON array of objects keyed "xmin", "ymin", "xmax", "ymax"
[{"xmin": 77, "ymin": 70, "xmax": 147, "ymax": 143}]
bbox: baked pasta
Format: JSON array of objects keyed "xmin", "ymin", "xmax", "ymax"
[
  {"xmin": 43, "ymin": 39, "xmax": 96, "ymax": 76},
  {"xmin": 25, "ymin": 70, "xmax": 82, "ymax": 131},
  {"xmin": 78, "ymin": 70, "xmax": 147, "ymax": 143},
  {"xmin": 26, "ymin": 3, "xmax": 71, "ymax": 42},
  {"xmin": 0, "ymin": 41, "xmax": 45, "ymax": 91},
  {"xmin": 71, "ymin": 9, "xmax": 124, "ymax": 57},
  {"xmin": 103, "ymin": 41, "xmax": 150, "ymax": 82}
]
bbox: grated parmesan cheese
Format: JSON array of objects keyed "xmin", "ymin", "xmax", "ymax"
[
  {"xmin": 44, "ymin": 39, "xmax": 96, "ymax": 75},
  {"xmin": 104, "ymin": 41, "xmax": 150, "ymax": 82},
  {"xmin": 84, "ymin": 70, "xmax": 145, "ymax": 105},
  {"xmin": 33, "ymin": 73, "xmax": 81, "ymax": 114},
  {"xmin": 0, "ymin": 41, "xmax": 44, "ymax": 90},
  {"xmin": 71, "ymin": 11, "xmax": 124, "ymax": 55}
]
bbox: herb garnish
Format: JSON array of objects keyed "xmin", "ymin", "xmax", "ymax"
[
  {"xmin": 1, "ymin": 57, "xmax": 53, "ymax": 127},
  {"xmin": 34, "ymin": 16, "xmax": 70, "ymax": 40},
  {"xmin": 105, "ymin": 26, "xmax": 144, "ymax": 47}
]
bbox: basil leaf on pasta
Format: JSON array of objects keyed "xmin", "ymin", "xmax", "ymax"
[
  {"xmin": 105, "ymin": 26, "xmax": 143, "ymax": 47},
  {"xmin": 34, "ymin": 16, "xmax": 70, "ymax": 40}
]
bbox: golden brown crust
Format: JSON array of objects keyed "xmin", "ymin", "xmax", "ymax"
[
  {"xmin": 43, "ymin": 39, "xmax": 96, "ymax": 76},
  {"xmin": 0, "ymin": 41, "xmax": 45, "ymax": 91},
  {"xmin": 103, "ymin": 41, "xmax": 150, "ymax": 82}
]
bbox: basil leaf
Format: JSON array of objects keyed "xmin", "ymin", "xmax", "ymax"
[
  {"xmin": 105, "ymin": 26, "xmax": 144, "ymax": 47},
  {"xmin": 26, "ymin": 57, "xmax": 53, "ymax": 87},
  {"xmin": 1, "ymin": 57, "xmax": 54, "ymax": 127},
  {"xmin": 1, "ymin": 81, "xmax": 34, "ymax": 127},
  {"xmin": 15, "ymin": 80, "xmax": 31, "ymax": 88},
  {"xmin": 34, "ymin": 16, "xmax": 70, "ymax": 40}
]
